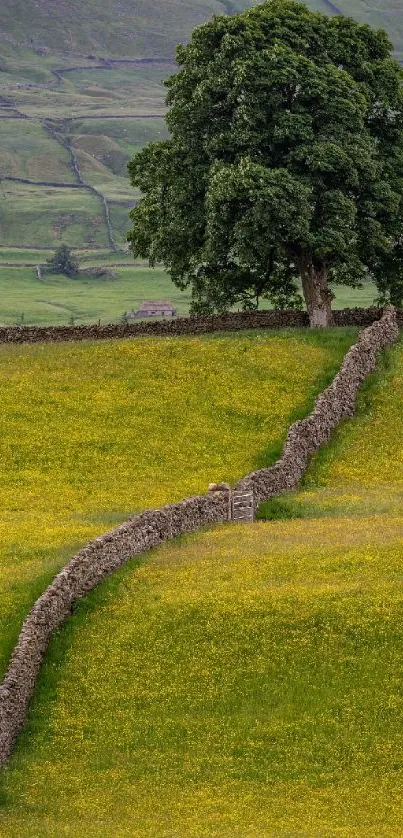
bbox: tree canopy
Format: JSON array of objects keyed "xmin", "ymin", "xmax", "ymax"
[
  {"xmin": 127, "ymin": 0, "xmax": 403, "ymax": 325},
  {"xmin": 46, "ymin": 244, "xmax": 79, "ymax": 278}
]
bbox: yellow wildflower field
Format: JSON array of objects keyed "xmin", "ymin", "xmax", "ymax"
[
  {"xmin": 288, "ymin": 340, "xmax": 403, "ymax": 519},
  {"xmin": 0, "ymin": 330, "xmax": 347, "ymax": 676},
  {"xmin": 0, "ymin": 517, "xmax": 402, "ymax": 836},
  {"xmin": 0, "ymin": 332, "xmax": 402, "ymax": 836}
]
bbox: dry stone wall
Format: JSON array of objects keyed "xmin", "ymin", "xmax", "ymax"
[
  {"xmin": 235, "ymin": 306, "xmax": 399, "ymax": 507},
  {"xmin": 0, "ymin": 493, "xmax": 231, "ymax": 766},
  {"xmin": 0, "ymin": 307, "xmax": 400, "ymax": 345},
  {"xmin": 0, "ymin": 306, "xmax": 399, "ymax": 767}
]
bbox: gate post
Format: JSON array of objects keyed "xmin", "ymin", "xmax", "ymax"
[{"xmin": 231, "ymin": 489, "xmax": 254, "ymax": 523}]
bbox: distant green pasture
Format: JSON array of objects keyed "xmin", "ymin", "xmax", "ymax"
[
  {"xmin": 71, "ymin": 117, "xmax": 168, "ymax": 151},
  {"xmin": 9, "ymin": 65, "xmax": 169, "ymax": 119},
  {"xmin": 0, "ymin": 120, "xmax": 74, "ymax": 182},
  {"xmin": 0, "ymin": 182, "xmax": 108, "ymax": 248},
  {"xmin": 0, "ymin": 264, "xmax": 378, "ymax": 326},
  {"xmin": 68, "ymin": 116, "xmax": 168, "ymax": 201},
  {"xmin": 0, "ymin": 265, "xmax": 190, "ymax": 325},
  {"xmin": 109, "ymin": 204, "xmax": 134, "ymax": 246}
]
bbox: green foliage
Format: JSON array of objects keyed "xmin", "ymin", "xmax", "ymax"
[
  {"xmin": 128, "ymin": 0, "xmax": 403, "ymax": 320},
  {"xmin": 0, "ymin": 263, "xmax": 377, "ymax": 327},
  {"xmin": 1, "ymin": 0, "xmax": 403, "ymax": 255},
  {"xmin": 46, "ymin": 244, "xmax": 79, "ymax": 277}
]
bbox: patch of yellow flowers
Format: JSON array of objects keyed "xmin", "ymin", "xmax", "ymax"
[
  {"xmin": 297, "ymin": 340, "xmax": 403, "ymax": 517},
  {"xmin": 1, "ymin": 517, "xmax": 402, "ymax": 836},
  {"xmin": 0, "ymin": 332, "xmax": 329, "ymax": 676},
  {"xmin": 1, "ymin": 338, "xmax": 403, "ymax": 837}
]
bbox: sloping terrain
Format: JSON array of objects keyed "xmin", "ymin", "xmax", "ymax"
[
  {"xmin": 0, "ymin": 0, "xmax": 256, "ymax": 60},
  {"xmin": 0, "ymin": 334, "xmax": 401, "ymax": 836},
  {"xmin": 0, "ymin": 121, "xmax": 74, "ymax": 182},
  {"xmin": 0, "ymin": 329, "xmax": 351, "ymax": 682},
  {"xmin": 333, "ymin": 0, "xmax": 403, "ymax": 61},
  {"xmin": 0, "ymin": 182, "xmax": 109, "ymax": 248},
  {"xmin": 0, "ymin": 0, "xmax": 399, "ymax": 59},
  {"xmin": 261, "ymin": 336, "xmax": 403, "ymax": 520},
  {"xmin": 0, "ymin": 0, "xmax": 401, "ymax": 255}
]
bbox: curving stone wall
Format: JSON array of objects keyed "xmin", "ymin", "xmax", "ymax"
[
  {"xmin": 0, "ymin": 494, "xmax": 231, "ymax": 766},
  {"xmin": 0, "ymin": 306, "xmax": 399, "ymax": 767},
  {"xmin": 235, "ymin": 306, "xmax": 399, "ymax": 506},
  {"xmin": 0, "ymin": 307, "xmax": 400, "ymax": 345}
]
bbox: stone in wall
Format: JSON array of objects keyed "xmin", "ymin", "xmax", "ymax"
[
  {"xmin": 0, "ymin": 307, "xmax": 397, "ymax": 345},
  {"xmin": 235, "ymin": 306, "xmax": 399, "ymax": 508}
]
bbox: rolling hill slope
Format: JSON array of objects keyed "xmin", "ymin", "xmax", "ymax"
[
  {"xmin": 0, "ymin": 0, "xmax": 257, "ymax": 60},
  {"xmin": 0, "ymin": 328, "xmax": 352, "ymax": 681},
  {"xmin": 0, "ymin": 0, "xmax": 400, "ymax": 60},
  {"xmin": 0, "ymin": 334, "xmax": 402, "ymax": 836},
  {"xmin": 0, "ymin": 0, "xmax": 401, "ymax": 263}
]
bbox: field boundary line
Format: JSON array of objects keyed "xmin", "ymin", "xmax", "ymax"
[
  {"xmin": 0, "ymin": 306, "xmax": 399, "ymax": 766},
  {"xmin": 0, "ymin": 306, "xmax": 400, "ymax": 343},
  {"xmin": 235, "ymin": 306, "xmax": 399, "ymax": 507}
]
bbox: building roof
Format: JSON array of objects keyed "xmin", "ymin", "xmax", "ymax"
[{"xmin": 137, "ymin": 300, "xmax": 176, "ymax": 312}]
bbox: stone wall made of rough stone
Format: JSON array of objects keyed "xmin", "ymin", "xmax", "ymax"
[
  {"xmin": 0, "ymin": 306, "xmax": 399, "ymax": 767},
  {"xmin": 0, "ymin": 493, "xmax": 231, "ymax": 766},
  {"xmin": 0, "ymin": 307, "xmax": 400, "ymax": 345},
  {"xmin": 235, "ymin": 306, "xmax": 399, "ymax": 506}
]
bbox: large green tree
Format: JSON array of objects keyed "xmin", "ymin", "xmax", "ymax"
[{"xmin": 128, "ymin": 0, "xmax": 403, "ymax": 325}]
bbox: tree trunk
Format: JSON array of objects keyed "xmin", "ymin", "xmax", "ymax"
[{"xmin": 298, "ymin": 259, "xmax": 334, "ymax": 327}]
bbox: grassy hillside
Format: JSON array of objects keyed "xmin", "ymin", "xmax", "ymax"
[
  {"xmin": 0, "ymin": 0, "xmax": 257, "ymax": 60},
  {"xmin": 0, "ymin": 329, "xmax": 352, "ymax": 683},
  {"xmin": 0, "ymin": 0, "xmax": 402, "ymax": 261},
  {"xmin": 1, "ymin": 520, "xmax": 401, "ymax": 836},
  {"xmin": 0, "ymin": 335, "xmax": 402, "ymax": 836},
  {"xmin": 72, "ymin": 116, "xmax": 168, "ymax": 159},
  {"xmin": 260, "ymin": 335, "xmax": 403, "ymax": 521},
  {"xmin": 333, "ymin": 0, "xmax": 403, "ymax": 62},
  {"xmin": 0, "ymin": 1, "xmax": 400, "ymax": 59},
  {"xmin": 0, "ymin": 122, "xmax": 74, "ymax": 182},
  {"xmin": 0, "ymin": 182, "xmax": 109, "ymax": 248}
]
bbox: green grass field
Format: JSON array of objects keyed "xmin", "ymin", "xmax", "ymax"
[
  {"xmin": 9, "ymin": 65, "xmax": 170, "ymax": 120},
  {"xmin": 0, "ymin": 121, "xmax": 74, "ymax": 182},
  {"xmin": 0, "ymin": 1, "xmax": 399, "ymax": 62},
  {"xmin": 0, "ymin": 182, "xmax": 109, "ymax": 248},
  {"xmin": 260, "ymin": 336, "xmax": 403, "ymax": 521},
  {"xmin": 0, "ymin": 328, "xmax": 352, "ymax": 683},
  {"xmin": 0, "ymin": 265, "xmax": 191, "ymax": 324},
  {"xmin": 0, "ymin": 263, "xmax": 379, "ymax": 325},
  {"xmin": 0, "ymin": 63, "xmax": 171, "ymax": 248},
  {"xmin": 0, "ymin": 333, "xmax": 402, "ymax": 836},
  {"xmin": 0, "ymin": 1, "xmax": 257, "ymax": 60},
  {"xmin": 72, "ymin": 117, "xmax": 168, "ymax": 157}
]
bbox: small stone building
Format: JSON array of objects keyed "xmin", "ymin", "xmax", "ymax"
[{"xmin": 129, "ymin": 301, "xmax": 177, "ymax": 318}]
